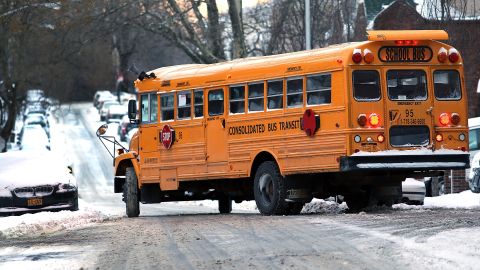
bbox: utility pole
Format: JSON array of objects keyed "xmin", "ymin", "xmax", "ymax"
[{"xmin": 305, "ymin": 0, "xmax": 311, "ymax": 50}]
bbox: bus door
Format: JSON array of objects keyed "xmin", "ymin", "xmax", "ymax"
[
  {"xmin": 205, "ymin": 87, "xmax": 228, "ymax": 172},
  {"xmin": 383, "ymin": 67, "xmax": 435, "ymax": 149}
]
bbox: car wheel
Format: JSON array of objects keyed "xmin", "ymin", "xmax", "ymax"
[
  {"xmin": 124, "ymin": 167, "xmax": 140, "ymax": 217},
  {"xmin": 253, "ymin": 161, "xmax": 287, "ymax": 215},
  {"xmin": 218, "ymin": 196, "xmax": 232, "ymax": 214}
]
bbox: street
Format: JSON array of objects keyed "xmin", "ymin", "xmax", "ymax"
[{"xmin": 1, "ymin": 104, "xmax": 480, "ymax": 270}]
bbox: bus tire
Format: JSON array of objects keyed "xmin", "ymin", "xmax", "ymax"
[
  {"xmin": 254, "ymin": 161, "xmax": 287, "ymax": 215},
  {"xmin": 218, "ymin": 196, "xmax": 232, "ymax": 214},
  {"xmin": 124, "ymin": 167, "xmax": 140, "ymax": 217}
]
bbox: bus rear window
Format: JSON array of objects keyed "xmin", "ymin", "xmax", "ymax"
[
  {"xmin": 434, "ymin": 70, "xmax": 461, "ymax": 100},
  {"xmin": 387, "ymin": 70, "xmax": 427, "ymax": 101},
  {"xmin": 353, "ymin": 70, "xmax": 380, "ymax": 101}
]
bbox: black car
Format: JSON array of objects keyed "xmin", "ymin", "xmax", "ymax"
[{"xmin": 0, "ymin": 151, "xmax": 78, "ymax": 215}]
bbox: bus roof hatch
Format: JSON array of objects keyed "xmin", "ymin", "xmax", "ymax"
[{"xmin": 367, "ymin": 30, "xmax": 449, "ymax": 41}]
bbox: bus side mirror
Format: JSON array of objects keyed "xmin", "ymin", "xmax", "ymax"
[{"xmin": 128, "ymin": 99, "xmax": 137, "ymax": 120}]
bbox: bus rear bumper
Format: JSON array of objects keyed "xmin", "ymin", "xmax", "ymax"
[{"xmin": 340, "ymin": 154, "xmax": 470, "ymax": 172}]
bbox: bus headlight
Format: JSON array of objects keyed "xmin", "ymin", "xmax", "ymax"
[
  {"xmin": 459, "ymin": 133, "xmax": 466, "ymax": 141},
  {"xmin": 354, "ymin": 135, "xmax": 361, "ymax": 143}
]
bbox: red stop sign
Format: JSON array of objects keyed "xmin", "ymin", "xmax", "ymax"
[
  {"xmin": 161, "ymin": 125, "xmax": 175, "ymax": 149},
  {"xmin": 302, "ymin": 109, "xmax": 319, "ymax": 136}
]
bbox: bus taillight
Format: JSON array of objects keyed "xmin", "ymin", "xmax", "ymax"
[
  {"xmin": 449, "ymin": 48, "xmax": 459, "ymax": 63},
  {"xmin": 357, "ymin": 114, "xmax": 367, "ymax": 126},
  {"xmin": 439, "ymin": 113, "xmax": 450, "ymax": 126},
  {"xmin": 438, "ymin": 47, "xmax": 447, "ymax": 63},
  {"xmin": 369, "ymin": 113, "xmax": 380, "ymax": 127},
  {"xmin": 352, "ymin": 49, "xmax": 362, "ymax": 63},
  {"xmin": 363, "ymin": 49, "xmax": 374, "ymax": 64},
  {"xmin": 451, "ymin": 113, "xmax": 460, "ymax": 125}
]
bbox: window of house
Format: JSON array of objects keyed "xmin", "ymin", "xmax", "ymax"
[
  {"xmin": 161, "ymin": 93, "xmax": 174, "ymax": 121},
  {"xmin": 248, "ymin": 82, "xmax": 264, "ymax": 112},
  {"xmin": 267, "ymin": 80, "xmax": 283, "ymax": 110},
  {"xmin": 307, "ymin": 73, "xmax": 331, "ymax": 105},
  {"xmin": 287, "ymin": 77, "xmax": 303, "ymax": 108},
  {"xmin": 229, "ymin": 85, "xmax": 245, "ymax": 114}
]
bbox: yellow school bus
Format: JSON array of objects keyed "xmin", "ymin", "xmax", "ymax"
[{"xmin": 104, "ymin": 30, "xmax": 469, "ymax": 217}]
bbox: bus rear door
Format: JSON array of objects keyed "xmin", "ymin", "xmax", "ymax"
[{"xmin": 383, "ymin": 67, "xmax": 435, "ymax": 149}]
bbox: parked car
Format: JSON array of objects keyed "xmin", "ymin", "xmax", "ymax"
[
  {"xmin": 93, "ymin": 90, "xmax": 113, "ymax": 108},
  {"xmin": 0, "ymin": 151, "xmax": 78, "ymax": 215},
  {"xmin": 118, "ymin": 115, "xmax": 136, "ymax": 142},
  {"xmin": 125, "ymin": 127, "xmax": 138, "ymax": 145},
  {"xmin": 26, "ymin": 89, "xmax": 45, "ymax": 104},
  {"xmin": 106, "ymin": 104, "xmax": 128, "ymax": 123},
  {"xmin": 401, "ymin": 178, "xmax": 426, "ymax": 205},
  {"xmin": 95, "ymin": 92, "xmax": 116, "ymax": 111},
  {"xmin": 469, "ymin": 151, "xmax": 480, "ymax": 193},
  {"xmin": 99, "ymin": 100, "xmax": 120, "ymax": 121},
  {"xmin": 19, "ymin": 125, "xmax": 50, "ymax": 151}
]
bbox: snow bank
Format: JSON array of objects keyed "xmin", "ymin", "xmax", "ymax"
[
  {"xmin": 0, "ymin": 200, "xmax": 116, "ymax": 239},
  {"xmin": 302, "ymin": 198, "xmax": 348, "ymax": 214},
  {"xmin": 394, "ymin": 190, "xmax": 480, "ymax": 210}
]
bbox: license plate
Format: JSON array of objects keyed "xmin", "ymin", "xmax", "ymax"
[{"xmin": 27, "ymin": 198, "xmax": 43, "ymax": 206}]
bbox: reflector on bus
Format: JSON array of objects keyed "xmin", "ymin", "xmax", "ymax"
[{"xmin": 367, "ymin": 30, "xmax": 449, "ymax": 41}]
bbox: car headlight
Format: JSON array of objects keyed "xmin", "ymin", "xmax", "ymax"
[
  {"xmin": 0, "ymin": 187, "xmax": 12, "ymax": 198},
  {"xmin": 58, "ymin": 183, "xmax": 76, "ymax": 192}
]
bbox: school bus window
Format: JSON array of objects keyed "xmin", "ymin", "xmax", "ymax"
[
  {"xmin": 208, "ymin": 89, "xmax": 224, "ymax": 116},
  {"xmin": 434, "ymin": 70, "xmax": 461, "ymax": 100},
  {"xmin": 177, "ymin": 91, "xmax": 192, "ymax": 120},
  {"xmin": 248, "ymin": 82, "xmax": 264, "ymax": 112},
  {"xmin": 229, "ymin": 85, "xmax": 245, "ymax": 114},
  {"xmin": 307, "ymin": 73, "xmax": 331, "ymax": 105},
  {"xmin": 150, "ymin": 94, "xmax": 158, "ymax": 122},
  {"xmin": 287, "ymin": 77, "xmax": 303, "ymax": 108},
  {"xmin": 194, "ymin": 89, "xmax": 204, "ymax": 118},
  {"xmin": 387, "ymin": 70, "xmax": 427, "ymax": 101},
  {"xmin": 267, "ymin": 80, "xmax": 283, "ymax": 110},
  {"xmin": 140, "ymin": 94, "xmax": 149, "ymax": 123},
  {"xmin": 161, "ymin": 93, "xmax": 174, "ymax": 121},
  {"xmin": 353, "ymin": 70, "xmax": 380, "ymax": 101}
]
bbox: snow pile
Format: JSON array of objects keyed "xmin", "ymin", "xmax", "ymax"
[
  {"xmin": 302, "ymin": 198, "xmax": 348, "ymax": 214},
  {"xmin": 0, "ymin": 202, "xmax": 116, "ymax": 239},
  {"xmin": 424, "ymin": 190, "xmax": 480, "ymax": 209},
  {"xmin": 394, "ymin": 190, "xmax": 480, "ymax": 210}
]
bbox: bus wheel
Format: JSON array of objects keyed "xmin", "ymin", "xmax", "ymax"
[
  {"xmin": 124, "ymin": 167, "xmax": 140, "ymax": 217},
  {"xmin": 254, "ymin": 161, "xmax": 287, "ymax": 215},
  {"xmin": 218, "ymin": 196, "xmax": 232, "ymax": 214},
  {"xmin": 285, "ymin": 202, "xmax": 304, "ymax": 215}
]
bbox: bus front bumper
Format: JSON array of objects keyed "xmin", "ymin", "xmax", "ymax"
[{"xmin": 340, "ymin": 154, "xmax": 470, "ymax": 172}]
